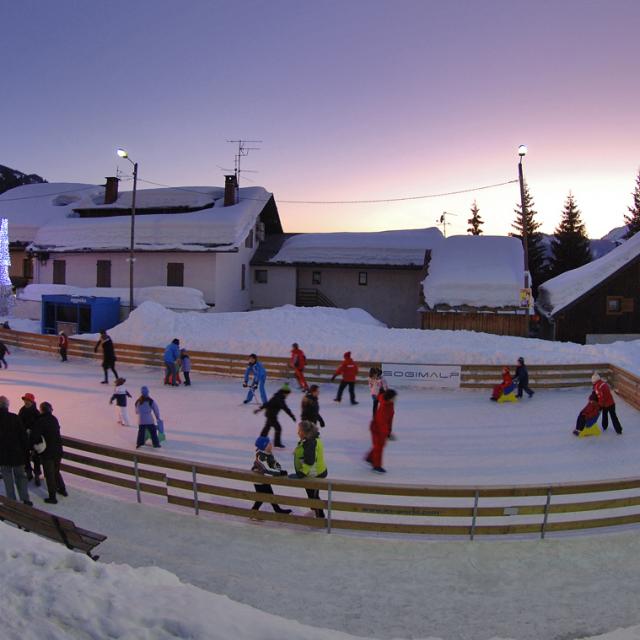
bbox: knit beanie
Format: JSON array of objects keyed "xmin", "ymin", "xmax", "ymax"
[
  {"xmin": 591, "ymin": 372, "xmax": 601, "ymax": 384},
  {"xmin": 344, "ymin": 351, "xmax": 351, "ymax": 359},
  {"xmin": 255, "ymin": 436, "xmax": 270, "ymax": 451},
  {"xmin": 141, "ymin": 386, "xmax": 150, "ymax": 396}
]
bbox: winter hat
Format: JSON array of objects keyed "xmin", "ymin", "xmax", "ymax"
[
  {"xmin": 292, "ymin": 343, "xmax": 299, "ymax": 349},
  {"xmin": 40, "ymin": 401, "xmax": 53, "ymax": 414},
  {"xmin": 172, "ymin": 338, "xmax": 180, "ymax": 345},
  {"xmin": 22, "ymin": 393, "xmax": 36, "ymax": 403},
  {"xmin": 115, "ymin": 377, "xmax": 126, "ymax": 386},
  {"xmin": 249, "ymin": 353, "xmax": 257, "ymax": 360},
  {"xmin": 281, "ymin": 383, "xmax": 291, "ymax": 394},
  {"xmin": 344, "ymin": 351, "xmax": 351, "ymax": 359},
  {"xmin": 502, "ymin": 366, "xmax": 510, "ymax": 373},
  {"xmin": 140, "ymin": 386, "xmax": 150, "ymax": 397},
  {"xmin": 591, "ymin": 372, "xmax": 601, "ymax": 384},
  {"xmin": 255, "ymin": 436, "xmax": 270, "ymax": 451},
  {"xmin": 517, "ymin": 357, "xmax": 525, "ymax": 364}
]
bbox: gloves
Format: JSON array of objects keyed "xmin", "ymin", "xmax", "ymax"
[
  {"xmin": 288, "ymin": 472, "xmax": 302, "ymax": 479},
  {"xmin": 242, "ymin": 382, "xmax": 248, "ymax": 388},
  {"xmin": 331, "ymin": 375, "xmax": 336, "ymax": 382},
  {"xmin": 251, "ymin": 385, "xmax": 258, "ymax": 391}
]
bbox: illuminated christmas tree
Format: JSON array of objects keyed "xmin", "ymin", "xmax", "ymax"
[{"xmin": 0, "ymin": 218, "xmax": 14, "ymax": 316}]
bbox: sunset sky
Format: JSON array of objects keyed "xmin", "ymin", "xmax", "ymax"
[{"xmin": 3, "ymin": 0, "xmax": 639, "ymax": 238}]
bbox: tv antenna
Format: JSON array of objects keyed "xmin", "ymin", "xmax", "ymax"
[
  {"xmin": 438, "ymin": 211, "xmax": 457, "ymax": 238},
  {"xmin": 226, "ymin": 139, "xmax": 261, "ymax": 187}
]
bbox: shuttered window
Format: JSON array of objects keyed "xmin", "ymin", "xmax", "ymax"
[
  {"xmin": 96, "ymin": 260, "xmax": 111, "ymax": 287},
  {"xmin": 53, "ymin": 260, "xmax": 66, "ymax": 285}
]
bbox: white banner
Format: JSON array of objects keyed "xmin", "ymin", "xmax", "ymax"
[{"xmin": 381, "ymin": 363, "xmax": 461, "ymax": 388}]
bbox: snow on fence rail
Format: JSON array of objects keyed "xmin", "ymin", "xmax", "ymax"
[
  {"xmin": 59, "ymin": 435, "xmax": 640, "ymax": 538},
  {"xmin": 0, "ymin": 328, "xmax": 610, "ymax": 389}
]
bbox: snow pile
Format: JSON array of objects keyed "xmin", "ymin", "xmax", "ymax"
[
  {"xmin": 423, "ymin": 235, "xmax": 524, "ymax": 308},
  {"xmin": 539, "ymin": 231, "xmax": 640, "ymax": 316},
  {"xmin": 18, "ymin": 284, "xmax": 208, "ymax": 310},
  {"xmin": 89, "ymin": 186, "xmax": 221, "ymax": 210},
  {"xmin": 269, "ymin": 228, "xmax": 443, "ymax": 265}
]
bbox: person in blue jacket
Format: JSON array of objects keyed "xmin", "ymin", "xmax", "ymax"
[
  {"xmin": 163, "ymin": 338, "xmax": 181, "ymax": 386},
  {"xmin": 243, "ymin": 353, "xmax": 268, "ymax": 404}
]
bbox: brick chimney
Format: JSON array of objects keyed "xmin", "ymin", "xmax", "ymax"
[
  {"xmin": 224, "ymin": 174, "xmax": 238, "ymax": 207},
  {"xmin": 104, "ymin": 177, "xmax": 120, "ymax": 205}
]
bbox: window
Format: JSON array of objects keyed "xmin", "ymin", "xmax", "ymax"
[
  {"xmin": 255, "ymin": 269, "xmax": 268, "ymax": 284},
  {"xmin": 167, "ymin": 262, "xmax": 184, "ymax": 287},
  {"xmin": 241, "ymin": 264, "xmax": 246, "ymax": 290},
  {"xmin": 358, "ymin": 271, "xmax": 368, "ymax": 286},
  {"xmin": 53, "ymin": 260, "xmax": 66, "ymax": 285},
  {"xmin": 245, "ymin": 231, "xmax": 254, "ymax": 249},
  {"xmin": 606, "ymin": 296, "xmax": 633, "ymax": 315},
  {"xmin": 96, "ymin": 260, "xmax": 111, "ymax": 287},
  {"xmin": 312, "ymin": 271, "xmax": 321, "ymax": 285},
  {"xmin": 22, "ymin": 257, "xmax": 33, "ymax": 279}
]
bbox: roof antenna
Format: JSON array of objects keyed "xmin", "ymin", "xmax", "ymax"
[
  {"xmin": 438, "ymin": 211, "xmax": 457, "ymax": 238},
  {"xmin": 226, "ymin": 139, "xmax": 261, "ymax": 188}
]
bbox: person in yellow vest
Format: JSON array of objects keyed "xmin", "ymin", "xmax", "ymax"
[{"xmin": 289, "ymin": 420, "xmax": 327, "ymax": 518}]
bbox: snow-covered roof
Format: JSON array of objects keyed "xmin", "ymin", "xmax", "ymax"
[
  {"xmin": 268, "ymin": 228, "xmax": 443, "ymax": 266},
  {"xmin": 0, "ymin": 182, "xmax": 272, "ymax": 252},
  {"xmin": 538, "ymin": 231, "xmax": 640, "ymax": 317},
  {"xmin": 423, "ymin": 235, "xmax": 525, "ymax": 308}
]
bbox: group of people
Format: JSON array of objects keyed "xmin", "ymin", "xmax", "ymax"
[
  {"xmin": 491, "ymin": 357, "xmax": 535, "ymax": 402},
  {"xmin": 574, "ymin": 372, "xmax": 623, "ymax": 436},
  {"xmin": 163, "ymin": 338, "xmax": 192, "ymax": 387}
]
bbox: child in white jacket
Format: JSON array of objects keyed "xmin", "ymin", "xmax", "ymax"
[{"xmin": 110, "ymin": 377, "xmax": 132, "ymax": 426}]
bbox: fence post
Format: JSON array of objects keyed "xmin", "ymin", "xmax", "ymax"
[
  {"xmin": 326, "ymin": 483, "xmax": 332, "ymax": 534},
  {"xmin": 192, "ymin": 466, "xmax": 199, "ymax": 516},
  {"xmin": 541, "ymin": 487, "xmax": 552, "ymax": 539},
  {"xmin": 470, "ymin": 490, "xmax": 479, "ymax": 540},
  {"xmin": 133, "ymin": 456, "xmax": 141, "ymax": 504}
]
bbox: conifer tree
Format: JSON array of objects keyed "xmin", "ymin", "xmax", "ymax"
[
  {"xmin": 623, "ymin": 170, "xmax": 640, "ymax": 239},
  {"xmin": 467, "ymin": 200, "xmax": 484, "ymax": 235},
  {"xmin": 549, "ymin": 192, "xmax": 592, "ymax": 278},
  {"xmin": 510, "ymin": 182, "xmax": 548, "ymax": 290}
]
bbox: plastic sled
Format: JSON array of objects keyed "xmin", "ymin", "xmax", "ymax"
[
  {"xmin": 578, "ymin": 423, "xmax": 601, "ymax": 438},
  {"xmin": 497, "ymin": 385, "xmax": 518, "ymax": 404}
]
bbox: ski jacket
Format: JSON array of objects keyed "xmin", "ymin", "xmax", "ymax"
[
  {"xmin": 252, "ymin": 450, "xmax": 287, "ymax": 476},
  {"xmin": 110, "ymin": 387, "xmax": 132, "ymax": 407},
  {"xmin": 0, "ymin": 341, "xmax": 10, "ymax": 357},
  {"xmin": 290, "ymin": 348, "xmax": 307, "ymax": 371},
  {"xmin": 18, "ymin": 404, "xmax": 40, "ymax": 432},
  {"xmin": 135, "ymin": 397, "xmax": 161, "ymax": 426},
  {"xmin": 163, "ymin": 343, "xmax": 180, "ymax": 365},
  {"xmin": 293, "ymin": 435, "xmax": 327, "ymax": 478},
  {"xmin": 59, "ymin": 335, "xmax": 69, "ymax": 350},
  {"xmin": 593, "ymin": 380, "xmax": 614, "ymax": 408},
  {"xmin": 180, "ymin": 355, "xmax": 191, "ymax": 373},
  {"xmin": 0, "ymin": 408, "xmax": 28, "ymax": 467},
  {"xmin": 244, "ymin": 361, "xmax": 267, "ymax": 385},
  {"xmin": 335, "ymin": 357, "xmax": 359, "ymax": 382},
  {"xmin": 30, "ymin": 413, "xmax": 63, "ymax": 461},
  {"xmin": 260, "ymin": 391, "xmax": 295, "ymax": 421},
  {"xmin": 95, "ymin": 335, "xmax": 116, "ymax": 364},
  {"xmin": 514, "ymin": 365, "xmax": 529, "ymax": 387},
  {"xmin": 301, "ymin": 393, "xmax": 325, "ymax": 427},
  {"xmin": 368, "ymin": 375, "xmax": 388, "ymax": 397},
  {"xmin": 501, "ymin": 371, "xmax": 513, "ymax": 388},
  {"xmin": 580, "ymin": 398, "xmax": 600, "ymax": 421},
  {"xmin": 371, "ymin": 393, "xmax": 395, "ymax": 438}
]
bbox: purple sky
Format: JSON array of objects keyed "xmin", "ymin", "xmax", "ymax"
[{"xmin": 3, "ymin": 0, "xmax": 639, "ymax": 238}]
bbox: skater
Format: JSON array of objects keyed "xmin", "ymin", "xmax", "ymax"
[
  {"xmin": 180, "ymin": 349, "xmax": 192, "ymax": 386},
  {"xmin": 573, "ymin": 392, "xmax": 601, "ymax": 436},
  {"xmin": 368, "ymin": 367, "xmax": 388, "ymax": 416},
  {"xmin": 491, "ymin": 367, "xmax": 516, "ymax": 402},
  {"xmin": 290, "ymin": 343, "xmax": 309, "ymax": 391},
  {"xmin": 0, "ymin": 339, "xmax": 11, "ymax": 368},
  {"xmin": 301, "ymin": 385, "xmax": 325, "ymax": 428},
  {"xmin": 365, "ymin": 388, "xmax": 397, "ymax": 473},
  {"xmin": 163, "ymin": 338, "xmax": 181, "ymax": 386},
  {"xmin": 250, "ymin": 436, "xmax": 292, "ymax": 515},
  {"xmin": 0, "ymin": 396, "xmax": 32, "ymax": 506},
  {"xmin": 19, "ymin": 392, "xmax": 41, "ymax": 486},
  {"xmin": 331, "ymin": 351, "xmax": 359, "ymax": 404},
  {"xmin": 592, "ymin": 372, "xmax": 623, "ymax": 434},
  {"xmin": 289, "ymin": 420, "xmax": 327, "ymax": 518},
  {"xmin": 254, "ymin": 384, "xmax": 296, "ymax": 448},
  {"xmin": 243, "ymin": 353, "xmax": 268, "ymax": 405},
  {"xmin": 58, "ymin": 331, "xmax": 69, "ymax": 362},
  {"xmin": 110, "ymin": 377, "xmax": 132, "ymax": 426},
  {"xmin": 31, "ymin": 402, "xmax": 67, "ymax": 504},
  {"xmin": 135, "ymin": 386, "xmax": 162, "ymax": 448},
  {"xmin": 94, "ymin": 330, "xmax": 118, "ymax": 384},
  {"xmin": 514, "ymin": 357, "xmax": 534, "ymax": 398}
]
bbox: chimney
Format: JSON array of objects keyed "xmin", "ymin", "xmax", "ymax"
[
  {"xmin": 224, "ymin": 174, "xmax": 238, "ymax": 207},
  {"xmin": 104, "ymin": 177, "xmax": 120, "ymax": 205}
]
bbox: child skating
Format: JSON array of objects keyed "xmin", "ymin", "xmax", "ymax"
[{"xmin": 110, "ymin": 377, "xmax": 132, "ymax": 426}]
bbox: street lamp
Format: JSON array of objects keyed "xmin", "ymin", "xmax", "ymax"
[
  {"xmin": 116, "ymin": 148, "xmax": 138, "ymax": 315},
  {"xmin": 517, "ymin": 144, "xmax": 530, "ymax": 335}
]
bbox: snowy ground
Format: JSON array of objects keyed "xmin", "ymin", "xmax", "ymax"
[{"xmin": 1, "ymin": 348, "xmax": 640, "ymax": 640}]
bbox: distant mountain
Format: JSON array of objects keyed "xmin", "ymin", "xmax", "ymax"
[
  {"xmin": 600, "ymin": 225, "xmax": 628, "ymax": 243},
  {"xmin": 0, "ymin": 164, "xmax": 47, "ymax": 196}
]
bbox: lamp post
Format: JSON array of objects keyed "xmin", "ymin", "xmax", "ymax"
[
  {"xmin": 517, "ymin": 144, "xmax": 530, "ymax": 335},
  {"xmin": 116, "ymin": 148, "xmax": 138, "ymax": 315}
]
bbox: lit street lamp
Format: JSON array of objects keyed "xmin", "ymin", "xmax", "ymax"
[
  {"xmin": 116, "ymin": 148, "xmax": 138, "ymax": 315},
  {"xmin": 517, "ymin": 144, "xmax": 530, "ymax": 334}
]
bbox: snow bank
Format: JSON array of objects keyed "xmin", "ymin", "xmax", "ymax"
[{"xmin": 423, "ymin": 235, "xmax": 524, "ymax": 308}]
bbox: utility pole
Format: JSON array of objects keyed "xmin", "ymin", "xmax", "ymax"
[
  {"xmin": 226, "ymin": 139, "xmax": 261, "ymax": 188},
  {"xmin": 438, "ymin": 211, "xmax": 457, "ymax": 238}
]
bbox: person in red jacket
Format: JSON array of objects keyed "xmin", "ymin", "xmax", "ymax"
[
  {"xmin": 573, "ymin": 391, "xmax": 601, "ymax": 436},
  {"xmin": 290, "ymin": 343, "xmax": 308, "ymax": 392},
  {"xmin": 58, "ymin": 332, "xmax": 69, "ymax": 362},
  {"xmin": 591, "ymin": 373, "xmax": 622, "ymax": 434},
  {"xmin": 491, "ymin": 367, "xmax": 514, "ymax": 401},
  {"xmin": 365, "ymin": 389, "xmax": 397, "ymax": 473},
  {"xmin": 331, "ymin": 351, "xmax": 359, "ymax": 404}
]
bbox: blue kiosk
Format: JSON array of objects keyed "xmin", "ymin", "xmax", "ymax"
[{"xmin": 41, "ymin": 294, "xmax": 121, "ymax": 335}]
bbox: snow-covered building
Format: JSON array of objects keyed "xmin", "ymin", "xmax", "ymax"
[
  {"xmin": 0, "ymin": 176, "xmax": 282, "ymax": 313},
  {"xmin": 251, "ymin": 229, "xmax": 443, "ymax": 328},
  {"xmin": 537, "ymin": 232, "xmax": 640, "ymax": 344}
]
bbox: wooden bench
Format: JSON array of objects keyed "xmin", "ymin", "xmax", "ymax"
[{"xmin": 0, "ymin": 495, "xmax": 107, "ymax": 560}]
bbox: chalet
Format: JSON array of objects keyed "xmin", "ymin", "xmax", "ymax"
[{"xmin": 537, "ymin": 232, "xmax": 640, "ymax": 344}]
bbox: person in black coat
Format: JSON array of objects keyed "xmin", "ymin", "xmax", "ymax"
[
  {"xmin": 18, "ymin": 392, "xmax": 41, "ymax": 486},
  {"xmin": 254, "ymin": 385, "xmax": 296, "ymax": 448},
  {"xmin": 514, "ymin": 357, "xmax": 535, "ymax": 399},
  {"xmin": 0, "ymin": 340, "xmax": 11, "ymax": 368},
  {"xmin": 31, "ymin": 402, "xmax": 67, "ymax": 504},
  {"xmin": 94, "ymin": 330, "xmax": 119, "ymax": 384},
  {"xmin": 301, "ymin": 385, "xmax": 325, "ymax": 428},
  {"xmin": 0, "ymin": 396, "xmax": 32, "ymax": 505}
]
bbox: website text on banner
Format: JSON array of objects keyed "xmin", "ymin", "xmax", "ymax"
[{"xmin": 381, "ymin": 364, "xmax": 461, "ymax": 388}]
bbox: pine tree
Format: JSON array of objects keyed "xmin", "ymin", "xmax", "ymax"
[
  {"xmin": 510, "ymin": 182, "xmax": 548, "ymax": 290},
  {"xmin": 623, "ymin": 170, "xmax": 640, "ymax": 239},
  {"xmin": 549, "ymin": 192, "xmax": 592, "ymax": 278},
  {"xmin": 467, "ymin": 200, "xmax": 484, "ymax": 235}
]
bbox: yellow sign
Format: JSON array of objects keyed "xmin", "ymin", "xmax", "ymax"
[{"xmin": 519, "ymin": 288, "xmax": 532, "ymax": 308}]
